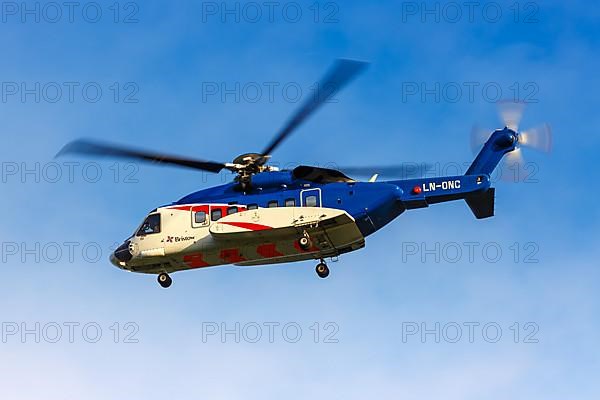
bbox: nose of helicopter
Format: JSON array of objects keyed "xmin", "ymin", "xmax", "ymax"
[
  {"xmin": 109, "ymin": 253, "xmax": 121, "ymax": 268},
  {"xmin": 111, "ymin": 240, "xmax": 133, "ymax": 268}
]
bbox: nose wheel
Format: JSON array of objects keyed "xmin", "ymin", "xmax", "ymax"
[
  {"xmin": 157, "ymin": 273, "xmax": 172, "ymax": 288},
  {"xmin": 315, "ymin": 261, "xmax": 329, "ymax": 278}
]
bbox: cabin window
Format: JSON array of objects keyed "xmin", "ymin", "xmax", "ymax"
[
  {"xmin": 267, "ymin": 200, "xmax": 278, "ymax": 208},
  {"xmin": 194, "ymin": 211, "xmax": 207, "ymax": 224},
  {"xmin": 211, "ymin": 209, "xmax": 222, "ymax": 221},
  {"xmin": 305, "ymin": 195, "xmax": 317, "ymax": 207},
  {"xmin": 247, "ymin": 204, "xmax": 258, "ymax": 210},
  {"xmin": 285, "ymin": 198, "xmax": 296, "ymax": 207},
  {"xmin": 227, "ymin": 206, "xmax": 238, "ymax": 215},
  {"xmin": 136, "ymin": 213, "xmax": 161, "ymax": 236}
]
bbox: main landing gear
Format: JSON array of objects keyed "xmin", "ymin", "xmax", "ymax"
[
  {"xmin": 315, "ymin": 260, "xmax": 329, "ymax": 278},
  {"xmin": 298, "ymin": 232, "xmax": 330, "ymax": 278},
  {"xmin": 158, "ymin": 272, "xmax": 172, "ymax": 288},
  {"xmin": 298, "ymin": 235, "xmax": 312, "ymax": 251}
]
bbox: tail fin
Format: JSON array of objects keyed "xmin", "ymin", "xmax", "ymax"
[
  {"xmin": 466, "ymin": 128, "xmax": 518, "ymax": 176},
  {"xmin": 465, "ymin": 188, "xmax": 495, "ymax": 219},
  {"xmin": 464, "ymin": 128, "xmax": 517, "ymax": 219}
]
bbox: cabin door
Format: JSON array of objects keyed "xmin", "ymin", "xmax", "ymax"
[{"xmin": 300, "ymin": 188, "xmax": 322, "ymax": 207}]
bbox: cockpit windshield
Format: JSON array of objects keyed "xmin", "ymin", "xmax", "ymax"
[{"xmin": 136, "ymin": 213, "xmax": 161, "ymax": 236}]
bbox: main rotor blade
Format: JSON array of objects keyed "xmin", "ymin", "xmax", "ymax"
[
  {"xmin": 261, "ymin": 59, "xmax": 369, "ymax": 158},
  {"xmin": 338, "ymin": 163, "xmax": 433, "ymax": 179},
  {"xmin": 470, "ymin": 125, "xmax": 491, "ymax": 154},
  {"xmin": 56, "ymin": 139, "xmax": 228, "ymax": 173}
]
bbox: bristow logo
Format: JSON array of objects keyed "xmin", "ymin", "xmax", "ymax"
[{"xmin": 163, "ymin": 236, "xmax": 195, "ymax": 243}]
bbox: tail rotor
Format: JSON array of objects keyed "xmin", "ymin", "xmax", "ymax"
[{"xmin": 470, "ymin": 101, "xmax": 552, "ymax": 182}]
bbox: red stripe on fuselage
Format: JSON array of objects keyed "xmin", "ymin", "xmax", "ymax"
[
  {"xmin": 183, "ymin": 253, "xmax": 210, "ymax": 268},
  {"xmin": 256, "ymin": 243, "xmax": 284, "ymax": 258},
  {"xmin": 220, "ymin": 248, "xmax": 246, "ymax": 263},
  {"xmin": 219, "ymin": 221, "xmax": 272, "ymax": 231}
]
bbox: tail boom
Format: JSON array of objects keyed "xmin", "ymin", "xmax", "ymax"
[
  {"xmin": 393, "ymin": 174, "xmax": 491, "ymax": 209},
  {"xmin": 391, "ymin": 128, "xmax": 518, "ymax": 219}
]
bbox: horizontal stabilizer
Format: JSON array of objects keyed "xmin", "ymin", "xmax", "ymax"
[{"xmin": 465, "ymin": 188, "xmax": 495, "ymax": 219}]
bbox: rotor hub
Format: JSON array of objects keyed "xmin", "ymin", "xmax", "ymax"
[{"xmin": 232, "ymin": 152, "xmax": 266, "ymax": 166}]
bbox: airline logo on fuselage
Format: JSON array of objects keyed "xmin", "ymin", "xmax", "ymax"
[
  {"xmin": 164, "ymin": 236, "xmax": 196, "ymax": 243},
  {"xmin": 422, "ymin": 180, "xmax": 461, "ymax": 192}
]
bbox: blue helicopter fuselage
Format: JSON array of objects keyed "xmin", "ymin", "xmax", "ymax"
[
  {"xmin": 109, "ymin": 128, "xmax": 518, "ymax": 284},
  {"xmin": 172, "ymin": 127, "xmax": 521, "ymax": 236},
  {"xmin": 173, "ymin": 170, "xmax": 492, "ymax": 237}
]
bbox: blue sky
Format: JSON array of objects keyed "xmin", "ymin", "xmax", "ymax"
[{"xmin": 1, "ymin": 1, "xmax": 599, "ymax": 398}]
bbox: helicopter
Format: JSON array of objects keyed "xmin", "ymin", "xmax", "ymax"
[{"xmin": 57, "ymin": 59, "xmax": 551, "ymax": 288}]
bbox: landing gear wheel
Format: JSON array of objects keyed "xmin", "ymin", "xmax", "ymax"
[
  {"xmin": 298, "ymin": 236, "xmax": 312, "ymax": 251},
  {"xmin": 315, "ymin": 262, "xmax": 329, "ymax": 278},
  {"xmin": 158, "ymin": 273, "xmax": 172, "ymax": 288}
]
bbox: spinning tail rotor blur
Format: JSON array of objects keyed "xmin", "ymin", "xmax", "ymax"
[{"xmin": 471, "ymin": 100, "xmax": 552, "ymax": 182}]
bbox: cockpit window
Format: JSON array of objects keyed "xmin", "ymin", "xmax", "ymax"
[{"xmin": 137, "ymin": 213, "xmax": 161, "ymax": 236}]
